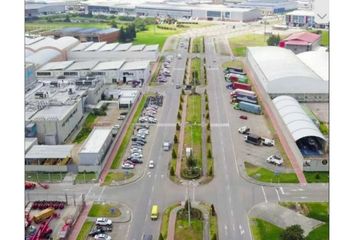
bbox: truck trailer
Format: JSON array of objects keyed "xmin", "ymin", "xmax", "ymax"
[
  {"xmin": 234, "ymin": 96, "xmax": 258, "ymax": 105},
  {"xmin": 232, "ymin": 82, "xmax": 252, "ymax": 91},
  {"xmin": 230, "ymin": 89, "xmax": 256, "ymax": 98},
  {"xmin": 244, "ymin": 133, "xmax": 262, "ymax": 145},
  {"xmin": 236, "ymin": 101, "xmax": 262, "ymax": 114}
]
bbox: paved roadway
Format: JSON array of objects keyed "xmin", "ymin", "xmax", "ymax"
[{"xmin": 26, "ymin": 30, "xmax": 328, "ymax": 240}]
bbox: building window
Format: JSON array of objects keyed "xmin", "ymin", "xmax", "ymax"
[
  {"xmin": 64, "ymin": 72, "xmax": 78, "ymax": 76},
  {"xmin": 37, "ymin": 72, "xmax": 51, "ymax": 76}
]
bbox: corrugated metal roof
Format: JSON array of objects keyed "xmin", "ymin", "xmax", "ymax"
[
  {"xmin": 66, "ymin": 60, "xmax": 100, "ymax": 71},
  {"xmin": 71, "ymin": 42, "xmax": 94, "ymax": 52},
  {"xmin": 39, "ymin": 60, "xmax": 75, "ymax": 71},
  {"xmin": 114, "ymin": 43, "xmax": 132, "ymax": 51},
  {"xmin": 85, "ymin": 42, "xmax": 106, "ymax": 51},
  {"xmin": 143, "ymin": 44, "xmax": 159, "ymax": 51},
  {"xmin": 297, "ymin": 51, "xmax": 329, "ymax": 81},
  {"xmin": 120, "ymin": 60, "xmax": 150, "ymax": 70},
  {"xmin": 284, "ymin": 32, "xmax": 320, "ymax": 44},
  {"xmin": 25, "ymin": 145, "xmax": 74, "ymax": 159},
  {"xmin": 25, "ymin": 48, "xmax": 62, "ymax": 68},
  {"xmin": 92, "ymin": 60, "xmax": 125, "ymax": 71},
  {"xmin": 80, "ymin": 127, "xmax": 112, "ymax": 153},
  {"xmin": 129, "ymin": 44, "xmax": 145, "ymax": 51},
  {"xmin": 273, "ymin": 96, "xmax": 326, "ymax": 142},
  {"xmin": 98, "ymin": 43, "xmax": 119, "ymax": 52}
]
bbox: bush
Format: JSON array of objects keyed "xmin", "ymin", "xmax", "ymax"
[
  {"xmin": 206, "ymin": 112, "xmax": 210, "ymax": 119},
  {"xmin": 281, "ymin": 225, "xmax": 304, "ymax": 240},
  {"xmin": 187, "ymin": 156, "xmax": 196, "ymax": 168},
  {"xmin": 174, "ymin": 135, "xmax": 178, "ymax": 144},
  {"xmin": 207, "ymin": 123, "xmax": 210, "ymax": 130},
  {"xmin": 181, "ymin": 89, "xmax": 185, "ymax": 95},
  {"xmin": 176, "ymin": 123, "xmax": 180, "ymax": 131},
  {"xmin": 212, "ymin": 233, "xmax": 217, "ymax": 240},
  {"xmin": 208, "ymin": 149, "xmax": 212, "ymax": 158},
  {"xmin": 207, "ymin": 135, "xmax": 211, "ymax": 143},
  {"xmin": 179, "ymin": 103, "xmax": 182, "ymax": 110},
  {"xmin": 208, "ymin": 166, "xmax": 213, "ymax": 176},
  {"xmin": 180, "ymin": 95, "xmax": 184, "ymax": 103},
  {"xmin": 267, "ymin": 34, "xmax": 281, "ymax": 46},
  {"xmin": 177, "ymin": 112, "xmax": 181, "ymax": 120},
  {"xmin": 206, "ymin": 103, "xmax": 209, "ymax": 111},
  {"xmin": 211, "ymin": 204, "xmax": 216, "ymax": 216},
  {"xmin": 172, "ymin": 149, "xmax": 177, "ymax": 159},
  {"xmin": 170, "ymin": 166, "xmax": 175, "ymax": 176}
]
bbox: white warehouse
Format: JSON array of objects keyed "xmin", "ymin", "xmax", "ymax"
[{"xmin": 79, "ymin": 127, "xmax": 113, "ymax": 165}]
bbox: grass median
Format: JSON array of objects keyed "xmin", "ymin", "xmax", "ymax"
[
  {"xmin": 228, "ymin": 34, "xmax": 268, "ymax": 56},
  {"xmin": 175, "ymin": 208, "xmax": 203, "ymax": 240},
  {"xmin": 110, "ymin": 95, "xmax": 148, "ymax": 169},
  {"xmin": 192, "ymin": 36, "xmax": 204, "ymax": 53},
  {"xmin": 250, "ymin": 218, "xmax": 283, "ymax": 240},
  {"xmin": 76, "ymin": 221, "xmax": 94, "ymax": 240},
  {"xmin": 88, "ymin": 202, "xmax": 122, "ymax": 218},
  {"xmin": 160, "ymin": 204, "xmax": 180, "ymax": 239},
  {"xmin": 190, "ymin": 58, "xmax": 202, "ymax": 85}
]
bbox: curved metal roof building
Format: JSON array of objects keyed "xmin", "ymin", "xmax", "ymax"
[
  {"xmin": 297, "ymin": 51, "xmax": 329, "ymax": 82},
  {"xmin": 273, "ymin": 95, "xmax": 326, "ymax": 142},
  {"xmin": 25, "ymin": 48, "xmax": 63, "ymax": 68}
]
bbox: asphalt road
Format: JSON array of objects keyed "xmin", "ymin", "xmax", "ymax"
[{"xmin": 26, "ymin": 32, "xmax": 328, "ymax": 240}]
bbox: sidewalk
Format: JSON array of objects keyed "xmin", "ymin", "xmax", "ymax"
[
  {"xmin": 167, "ymin": 206, "xmax": 183, "ymax": 240},
  {"xmin": 68, "ymin": 203, "xmax": 92, "ymax": 240},
  {"xmin": 176, "ymin": 95, "xmax": 187, "ymax": 178}
]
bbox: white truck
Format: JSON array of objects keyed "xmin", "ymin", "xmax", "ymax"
[
  {"xmin": 163, "ymin": 141, "xmax": 171, "ymax": 151},
  {"xmin": 266, "ymin": 155, "xmax": 283, "ymax": 166}
]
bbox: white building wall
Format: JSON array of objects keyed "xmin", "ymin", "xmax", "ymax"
[
  {"xmin": 120, "ymin": 67, "xmax": 151, "ymax": 83},
  {"xmin": 86, "ymin": 81, "xmax": 105, "ymax": 105},
  {"xmin": 67, "ymin": 51, "xmax": 158, "ymax": 62}
]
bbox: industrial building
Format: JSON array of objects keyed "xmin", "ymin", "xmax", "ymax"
[
  {"xmin": 120, "ymin": 60, "xmax": 151, "ymax": 84},
  {"xmin": 79, "ymin": 127, "xmax": 113, "ymax": 165},
  {"xmin": 25, "ymin": 77, "xmax": 104, "ymax": 144},
  {"xmin": 25, "ymin": 138, "xmax": 38, "ymax": 154},
  {"xmin": 68, "ymin": 42, "xmax": 159, "ymax": 62},
  {"xmin": 25, "ymin": 63, "xmax": 37, "ymax": 92},
  {"xmin": 92, "ymin": 60, "xmax": 125, "ymax": 84},
  {"xmin": 25, "ymin": 144, "xmax": 74, "ymax": 172},
  {"xmin": 49, "ymin": 27, "xmax": 120, "ymax": 43},
  {"xmin": 279, "ymin": 31, "xmax": 321, "ymax": 54},
  {"xmin": 246, "ymin": 46, "xmax": 328, "ymax": 102},
  {"xmin": 273, "ymin": 96, "xmax": 328, "ymax": 171},
  {"xmin": 297, "ymin": 51, "xmax": 329, "ymax": 82},
  {"xmin": 285, "ymin": 9, "xmax": 329, "ymax": 28},
  {"xmin": 237, "ymin": 0, "xmax": 297, "ymax": 15},
  {"xmin": 25, "ymin": 1, "xmax": 66, "ymax": 19}
]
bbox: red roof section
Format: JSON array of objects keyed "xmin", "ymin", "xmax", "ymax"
[
  {"xmin": 283, "ymin": 32, "xmax": 320, "ymax": 44},
  {"xmin": 284, "ymin": 40, "xmax": 309, "ymax": 46}
]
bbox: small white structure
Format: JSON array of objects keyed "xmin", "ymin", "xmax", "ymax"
[
  {"xmin": 186, "ymin": 147, "xmax": 193, "ymax": 158},
  {"xmin": 79, "ymin": 127, "xmax": 113, "ymax": 165}
]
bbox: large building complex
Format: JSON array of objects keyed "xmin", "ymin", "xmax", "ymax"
[
  {"xmin": 237, "ymin": 0, "xmax": 297, "ymax": 15},
  {"xmin": 279, "ymin": 31, "xmax": 321, "ymax": 54},
  {"xmin": 48, "ymin": 27, "xmax": 120, "ymax": 43},
  {"xmin": 246, "ymin": 46, "xmax": 328, "ymax": 102}
]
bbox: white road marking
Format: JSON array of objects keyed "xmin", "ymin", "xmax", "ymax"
[
  {"xmin": 161, "ymin": 174, "xmax": 164, "ymax": 179},
  {"xmin": 291, "ymin": 188, "xmax": 304, "ymax": 192},
  {"xmin": 97, "ymin": 186, "xmax": 105, "ymax": 201},
  {"xmin": 224, "ymin": 225, "xmax": 228, "ymax": 236},
  {"xmin": 261, "ymin": 186, "xmax": 268, "ymax": 203},
  {"xmin": 275, "ymin": 188, "xmax": 281, "ymax": 201},
  {"xmin": 280, "ymin": 187, "xmax": 285, "ymax": 195},
  {"xmin": 85, "ymin": 186, "xmax": 93, "ymax": 199},
  {"xmin": 239, "ymin": 225, "xmax": 245, "ymax": 235}
]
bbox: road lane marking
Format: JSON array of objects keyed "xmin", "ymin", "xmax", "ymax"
[
  {"xmin": 275, "ymin": 188, "xmax": 281, "ymax": 201},
  {"xmin": 85, "ymin": 186, "xmax": 93, "ymax": 199},
  {"xmin": 97, "ymin": 186, "xmax": 105, "ymax": 202},
  {"xmin": 239, "ymin": 225, "xmax": 245, "ymax": 235},
  {"xmin": 261, "ymin": 186, "xmax": 268, "ymax": 203},
  {"xmin": 280, "ymin": 187, "xmax": 285, "ymax": 195}
]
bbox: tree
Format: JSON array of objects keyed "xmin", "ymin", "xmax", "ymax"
[
  {"xmin": 211, "ymin": 233, "xmax": 217, "ymax": 240},
  {"xmin": 267, "ymin": 34, "xmax": 281, "ymax": 46},
  {"xmin": 172, "ymin": 149, "xmax": 177, "ymax": 159},
  {"xmin": 181, "ymin": 89, "xmax": 185, "ymax": 95},
  {"xmin": 208, "ymin": 166, "xmax": 213, "ymax": 176},
  {"xmin": 207, "ymin": 149, "xmax": 212, "ymax": 158},
  {"xmin": 207, "ymin": 123, "xmax": 210, "ymax": 130},
  {"xmin": 176, "ymin": 123, "xmax": 180, "ymax": 131},
  {"xmin": 159, "ymin": 233, "xmax": 164, "ymax": 240},
  {"xmin": 174, "ymin": 134, "xmax": 178, "ymax": 144},
  {"xmin": 211, "ymin": 204, "xmax": 216, "ymax": 216},
  {"xmin": 170, "ymin": 166, "xmax": 175, "ymax": 176},
  {"xmin": 207, "ymin": 135, "xmax": 211, "ymax": 143},
  {"xmin": 205, "ymin": 103, "xmax": 209, "ymax": 111},
  {"xmin": 281, "ymin": 225, "xmax": 304, "ymax": 240},
  {"xmin": 64, "ymin": 15, "xmax": 71, "ymax": 22},
  {"xmin": 177, "ymin": 112, "xmax": 181, "ymax": 120},
  {"xmin": 187, "ymin": 156, "xmax": 196, "ymax": 168},
  {"xmin": 111, "ymin": 20, "xmax": 118, "ymax": 28}
]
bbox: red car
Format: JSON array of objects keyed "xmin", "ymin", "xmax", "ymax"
[{"xmin": 240, "ymin": 115, "xmax": 248, "ymax": 120}]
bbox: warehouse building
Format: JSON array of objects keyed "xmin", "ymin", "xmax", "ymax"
[
  {"xmin": 285, "ymin": 9, "xmax": 328, "ymax": 28},
  {"xmin": 120, "ymin": 60, "xmax": 151, "ymax": 84},
  {"xmin": 297, "ymin": 51, "xmax": 329, "ymax": 82},
  {"xmin": 25, "ymin": 144, "xmax": 74, "ymax": 172},
  {"xmin": 237, "ymin": 0, "xmax": 297, "ymax": 15},
  {"xmin": 279, "ymin": 32, "xmax": 321, "ymax": 54},
  {"xmin": 68, "ymin": 42, "xmax": 158, "ymax": 62},
  {"xmin": 63, "ymin": 60, "xmax": 100, "ymax": 77},
  {"xmin": 26, "ymin": 48, "xmax": 64, "ymax": 69},
  {"xmin": 92, "ymin": 60, "xmax": 125, "ymax": 84},
  {"xmin": 25, "ymin": 1, "xmax": 66, "ymax": 19},
  {"xmin": 273, "ymin": 96, "xmax": 328, "ymax": 171},
  {"xmin": 49, "ymin": 27, "xmax": 120, "ymax": 43},
  {"xmin": 25, "ymin": 63, "xmax": 37, "ymax": 92},
  {"xmin": 118, "ymin": 89, "xmax": 139, "ymax": 108},
  {"xmin": 79, "ymin": 127, "xmax": 113, "ymax": 166},
  {"xmin": 36, "ymin": 60, "xmax": 75, "ymax": 78},
  {"xmin": 246, "ymin": 46, "xmax": 328, "ymax": 102}
]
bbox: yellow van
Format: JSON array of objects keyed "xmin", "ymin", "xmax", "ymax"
[{"xmin": 151, "ymin": 205, "xmax": 159, "ymax": 220}]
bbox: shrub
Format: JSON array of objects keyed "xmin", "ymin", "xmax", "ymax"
[
  {"xmin": 170, "ymin": 166, "xmax": 175, "ymax": 176},
  {"xmin": 208, "ymin": 166, "xmax": 213, "ymax": 176},
  {"xmin": 159, "ymin": 233, "xmax": 164, "ymax": 240},
  {"xmin": 187, "ymin": 156, "xmax": 196, "ymax": 168},
  {"xmin": 212, "ymin": 233, "xmax": 217, "ymax": 240},
  {"xmin": 208, "ymin": 149, "xmax": 212, "ymax": 158},
  {"xmin": 281, "ymin": 225, "xmax": 304, "ymax": 240},
  {"xmin": 176, "ymin": 123, "xmax": 180, "ymax": 131},
  {"xmin": 172, "ymin": 149, "xmax": 177, "ymax": 159},
  {"xmin": 206, "ymin": 103, "xmax": 209, "ymax": 111},
  {"xmin": 180, "ymin": 95, "xmax": 184, "ymax": 102},
  {"xmin": 207, "ymin": 123, "xmax": 210, "ymax": 130},
  {"xmin": 207, "ymin": 135, "xmax": 211, "ymax": 143},
  {"xmin": 174, "ymin": 135, "xmax": 178, "ymax": 143},
  {"xmin": 182, "ymin": 89, "xmax": 185, "ymax": 95},
  {"xmin": 206, "ymin": 112, "xmax": 210, "ymax": 119},
  {"xmin": 177, "ymin": 112, "xmax": 181, "ymax": 120}
]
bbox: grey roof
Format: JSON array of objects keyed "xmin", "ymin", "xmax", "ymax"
[
  {"xmin": 92, "ymin": 60, "xmax": 125, "ymax": 71},
  {"xmin": 120, "ymin": 60, "xmax": 150, "ymax": 71},
  {"xmin": 99, "ymin": 43, "xmax": 119, "ymax": 52},
  {"xmin": 25, "ymin": 138, "xmax": 37, "ymax": 153},
  {"xmin": 247, "ymin": 46, "xmax": 328, "ymax": 94},
  {"xmin": 129, "ymin": 44, "xmax": 145, "ymax": 51},
  {"xmin": 114, "ymin": 43, "xmax": 132, "ymax": 51},
  {"xmin": 66, "ymin": 60, "xmax": 99, "ymax": 71},
  {"xmin": 97, "ymin": 28, "xmax": 120, "ymax": 34},
  {"xmin": 297, "ymin": 51, "xmax": 329, "ymax": 82},
  {"xmin": 25, "ymin": 145, "xmax": 74, "ymax": 159},
  {"xmin": 80, "ymin": 127, "xmax": 112, "ymax": 153},
  {"xmin": 38, "ymin": 60, "xmax": 75, "ymax": 71},
  {"xmin": 143, "ymin": 44, "xmax": 159, "ymax": 52},
  {"xmin": 26, "ymin": 48, "xmax": 62, "ymax": 67},
  {"xmin": 31, "ymin": 105, "xmax": 75, "ymax": 121},
  {"xmin": 85, "ymin": 42, "xmax": 106, "ymax": 51},
  {"xmin": 71, "ymin": 42, "xmax": 94, "ymax": 52},
  {"xmin": 273, "ymin": 96, "xmax": 326, "ymax": 142}
]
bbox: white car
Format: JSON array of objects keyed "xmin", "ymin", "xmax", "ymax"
[
  {"xmin": 238, "ymin": 126, "xmax": 250, "ymax": 134},
  {"xmin": 122, "ymin": 163, "xmax": 135, "ymax": 169},
  {"xmin": 94, "ymin": 234, "xmax": 112, "ymax": 240},
  {"xmin": 136, "ymin": 133, "xmax": 146, "ymax": 139},
  {"xmin": 95, "ymin": 218, "xmax": 112, "ymax": 226},
  {"xmin": 131, "ymin": 153, "xmax": 143, "ymax": 158},
  {"xmin": 148, "ymin": 117, "xmax": 157, "ymax": 123},
  {"xmin": 266, "ymin": 155, "xmax": 283, "ymax": 166},
  {"xmin": 138, "ymin": 129, "xmax": 149, "ymax": 135},
  {"xmin": 130, "ymin": 148, "xmax": 142, "ymax": 153},
  {"xmin": 149, "ymin": 160, "xmax": 155, "ymax": 169},
  {"xmin": 262, "ymin": 138, "xmax": 275, "ymax": 146}
]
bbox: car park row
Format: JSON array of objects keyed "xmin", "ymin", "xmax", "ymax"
[{"xmin": 157, "ymin": 55, "xmax": 173, "ymax": 84}]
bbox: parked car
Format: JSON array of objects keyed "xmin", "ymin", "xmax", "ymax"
[
  {"xmin": 240, "ymin": 115, "xmax": 248, "ymax": 120},
  {"xmin": 262, "ymin": 138, "xmax": 275, "ymax": 146},
  {"xmin": 138, "ymin": 129, "xmax": 149, "ymax": 135},
  {"xmin": 122, "ymin": 163, "xmax": 135, "ymax": 169},
  {"xmin": 266, "ymin": 155, "xmax": 283, "ymax": 166},
  {"xmin": 131, "ymin": 153, "xmax": 143, "ymax": 158},
  {"xmin": 96, "ymin": 218, "xmax": 112, "ymax": 226},
  {"xmin": 238, "ymin": 126, "xmax": 250, "ymax": 134},
  {"xmin": 124, "ymin": 160, "xmax": 136, "ymax": 166},
  {"xmin": 131, "ymin": 148, "xmax": 143, "ymax": 153},
  {"xmin": 149, "ymin": 160, "xmax": 155, "ymax": 169},
  {"xmin": 118, "ymin": 116, "xmax": 125, "ymax": 120},
  {"xmin": 142, "ymin": 234, "xmax": 153, "ymax": 240},
  {"xmin": 97, "ymin": 226, "xmax": 112, "ymax": 232},
  {"xmin": 89, "ymin": 227, "xmax": 104, "ymax": 236},
  {"xmin": 176, "ymin": 84, "xmax": 181, "ymax": 89},
  {"xmin": 94, "ymin": 234, "xmax": 112, "ymax": 240},
  {"xmin": 130, "ymin": 158, "xmax": 143, "ymax": 164}
]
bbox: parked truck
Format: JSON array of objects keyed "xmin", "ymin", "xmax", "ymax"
[
  {"xmin": 233, "ymin": 96, "xmax": 258, "ymax": 105},
  {"xmin": 33, "ymin": 208, "xmax": 55, "ymax": 224},
  {"xmin": 244, "ymin": 133, "xmax": 263, "ymax": 145},
  {"xmin": 232, "ymin": 82, "xmax": 252, "ymax": 91},
  {"xmin": 230, "ymin": 89, "xmax": 257, "ymax": 98},
  {"xmin": 225, "ymin": 73, "xmax": 248, "ymax": 83},
  {"xmin": 235, "ymin": 101, "xmax": 262, "ymax": 114},
  {"xmin": 224, "ymin": 67, "xmax": 246, "ymax": 75}
]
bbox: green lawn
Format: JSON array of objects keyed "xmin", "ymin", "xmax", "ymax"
[
  {"xmin": 319, "ymin": 122, "xmax": 329, "ymax": 135},
  {"xmin": 25, "ymin": 22, "xmax": 111, "ymax": 32},
  {"xmin": 76, "ymin": 221, "xmax": 94, "ymax": 240},
  {"xmin": 184, "ymin": 125, "xmax": 202, "ymax": 167},
  {"xmin": 110, "ymin": 94, "xmax": 148, "ymax": 169},
  {"xmin": 25, "ymin": 172, "xmax": 66, "ymax": 183},
  {"xmin": 320, "ymin": 31, "xmax": 329, "ymax": 46},
  {"xmin": 175, "ymin": 218, "xmax": 203, "ymax": 240},
  {"xmin": 250, "ymin": 218, "xmax": 283, "ymax": 240},
  {"xmin": 74, "ymin": 113, "xmax": 97, "ymax": 144},
  {"xmin": 192, "ymin": 37, "xmax": 204, "ymax": 53},
  {"xmin": 88, "ymin": 202, "xmax": 122, "ymax": 218},
  {"xmin": 134, "ymin": 25, "xmax": 182, "ymax": 49},
  {"xmin": 228, "ymin": 34, "xmax": 268, "ymax": 56},
  {"xmin": 244, "ymin": 162, "xmax": 299, "ymax": 183},
  {"xmin": 222, "ymin": 60, "xmax": 244, "ymax": 69},
  {"xmin": 104, "ymin": 171, "xmax": 134, "ymax": 185},
  {"xmin": 149, "ymin": 56, "xmax": 164, "ymax": 86},
  {"xmin": 190, "ymin": 58, "xmax": 202, "ymax": 85},
  {"xmin": 304, "ymin": 172, "xmax": 329, "ymax": 183},
  {"xmin": 75, "ymin": 172, "xmax": 98, "ymax": 183},
  {"xmin": 306, "ymin": 223, "xmax": 329, "ymax": 240},
  {"xmin": 186, "ymin": 95, "xmax": 202, "ymax": 123},
  {"xmin": 160, "ymin": 204, "xmax": 180, "ymax": 239}
]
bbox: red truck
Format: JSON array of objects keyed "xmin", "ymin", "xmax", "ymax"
[{"xmin": 232, "ymin": 82, "xmax": 252, "ymax": 91}]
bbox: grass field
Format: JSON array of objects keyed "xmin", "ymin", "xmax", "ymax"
[
  {"xmin": 184, "ymin": 125, "xmax": 202, "ymax": 167},
  {"xmin": 228, "ymin": 34, "xmax": 268, "ymax": 56},
  {"xmin": 222, "ymin": 60, "xmax": 244, "ymax": 69},
  {"xmin": 25, "ymin": 172, "xmax": 66, "ymax": 183},
  {"xmin": 192, "ymin": 37, "xmax": 204, "ymax": 53},
  {"xmin": 88, "ymin": 202, "xmax": 122, "ymax": 218},
  {"xmin": 175, "ymin": 218, "xmax": 203, "ymax": 240},
  {"xmin": 320, "ymin": 31, "xmax": 329, "ymax": 46},
  {"xmin": 304, "ymin": 172, "xmax": 329, "ymax": 183},
  {"xmin": 244, "ymin": 162, "xmax": 299, "ymax": 183},
  {"xmin": 74, "ymin": 172, "xmax": 98, "ymax": 183},
  {"xmin": 76, "ymin": 221, "xmax": 94, "ymax": 240},
  {"xmin": 74, "ymin": 113, "xmax": 97, "ymax": 144},
  {"xmin": 190, "ymin": 58, "xmax": 202, "ymax": 85},
  {"xmin": 186, "ymin": 95, "xmax": 202, "ymax": 123},
  {"xmin": 250, "ymin": 218, "xmax": 283, "ymax": 240},
  {"xmin": 134, "ymin": 25, "xmax": 182, "ymax": 49},
  {"xmin": 280, "ymin": 202, "xmax": 329, "ymax": 240},
  {"xmin": 110, "ymin": 94, "xmax": 148, "ymax": 169},
  {"xmin": 104, "ymin": 171, "xmax": 134, "ymax": 185},
  {"xmin": 25, "ymin": 22, "xmax": 110, "ymax": 32}
]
